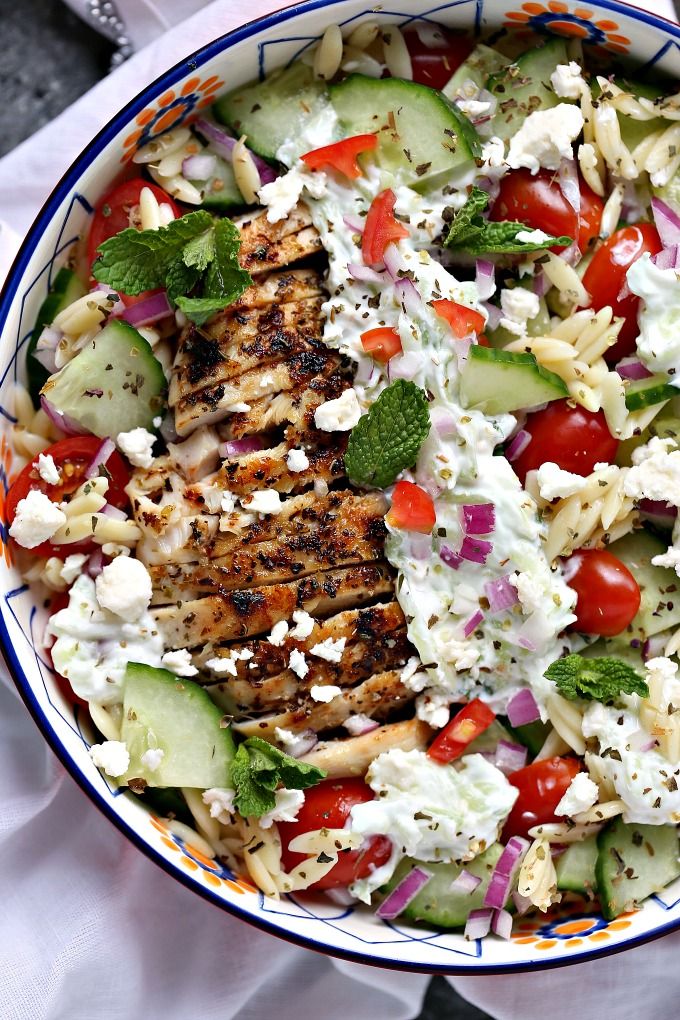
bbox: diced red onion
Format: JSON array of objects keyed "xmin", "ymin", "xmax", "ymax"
[
  {"xmin": 100, "ymin": 503, "xmax": 127, "ymax": 520},
  {"xmin": 639, "ymin": 498, "xmax": 677, "ymax": 528},
  {"xmin": 84, "ymin": 437, "xmax": 116, "ymax": 479},
  {"xmin": 182, "ymin": 153, "xmax": 217, "ymax": 181},
  {"xmin": 408, "ymin": 532, "xmax": 434, "ymax": 561},
  {"xmin": 652, "ymin": 197, "xmax": 680, "ymax": 249},
  {"xmin": 343, "ymin": 714, "xmax": 380, "ymax": 737},
  {"xmin": 461, "ymin": 503, "xmax": 495, "ymax": 535},
  {"xmin": 354, "ymin": 357, "xmax": 380, "ymax": 386},
  {"xmin": 506, "ymin": 429, "xmax": 531, "ymax": 463},
  {"xmin": 347, "ymin": 262, "xmax": 384, "ymax": 284},
  {"xmin": 324, "ymin": 886, "xmax": 357, "ymax": 906},
  {"xmin": 121, "ymin": 290, "xmax": 173, "ymax": 328},
  {"xmin": 476, "ymin": 175, "xmax": 500, "ymax": 205},
  {"xmin": 86, "ymin": 548, "xmax": 103, "ymax": 577},
  {"xmin": 219, "ymin": 437, "xmax": 264, "ymax": 458},
  {"xmin": 616, "ymin": 358, "xmax": 653, "ymax": 381},
  {"xmin": 460, "ymin": 536, "xmax": 492, "ymax": 564},
  {"xmin": 491, "ymin": 907, "xmax": 514, "ymax": 940},
  {"xmin": 494, "ymin": 740, "xmax": 527, "ymax": 775},
  {"xmin": 517, "ymin": 634, "xmax": 537, "ymax": 652},
  {"xmin": 558, "ymin": 157, "xmax": 580, "ymax": 215},
  {"xmin": 463, "ymin": 609, "xmax": 484, "ymax": 638},
  {"xmin": 475, "ymin": 259, "xmax": 496, "ymax": 301},
  {"xmin": 194, "ymin": 118, "xmax": 277, "ymax": 184},
  {"xmin": 464, "ymin": 907, "xmax": 493, "ymax": 940},
  {"xmin": 40, "ymin": 396, "xmax": 87, "ymax": 436},
  {"xmin": 533, "ymin": 268, "xmax": 550, "ymax": 297},
  {"xmin": 512, "ymin": 890, "xmax": 532, "ymax": 916},
  {"xmin": 440, "ymin": 545, "xmax": 463, "ymax": 570},
  {"xmin": 455, "ymin": 336, "xmax": 472, "ymax": 370},
  {"xmin": 450, "ymin": 869, "xmax": 482, "ymax": 895},
  {"xmin": 395, "ymin": 277, "xmax": 422, "ymax": 319},
  {"xmin": 484, "ymin": 575, "xmax": 519, "ymax": 613},
  {"xmin": 376, "ymin": 866, "xmax": 432, "ymax": 919},
  {"xmin": 483, "ymin": 836, "xmax": 530, "ymax": 910},
  {"xmin": 652, "ymin": 244, "xmax": 680, "ymax": 271},
  {"xmin": 388, "ymin": 351, "xmax": 425, "ymax": 381},
  {"xmin": 382, "ymin": 244, "xmax": 401, "ymax": 281},
  {"xmin": 560, "ymin": 239, "xmax": 581, "ymax": 267},
  {"xmin": 481, "ymin": 300, "xmax": 502, "ymax": 329},
  {"xmin": 287, "ymin": 728, "xmax": 318, "ymax": 758},
  {"xmin": 343, "ymin": 214, "xmax": 365, "ymax": 234},
  {"xmin": 431, "ymin": 406, "xmax": 458, "ymax": 438},
  {"xmin": 506, "ymin": 688, "xmax": 541, "ymax": 727},
  {"xmin": 643, "ymin": 634, "xmax": 668, "ymax": 661},
  {"xmin": 32, "ymin": 345, "xmax": 58, "ymax": 374}
]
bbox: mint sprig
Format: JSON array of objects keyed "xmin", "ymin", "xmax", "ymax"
[
  {"xmin": 92, "ymin": 212, "xmax": 252, "ymax": 325},
  {"xmin": 544, "ymin": 653, "xmax": 649, "ymax": 704},
  {"xmin": 345, "ymin": 379, "xmax": 430, "ymax": 489},
  {"xmin": 444, "ymin": 185, "xmax": 572, "ymax": 255},
  {"xmin": 231, "ymin": 736, "xmax": 326, "ymax": 818}
]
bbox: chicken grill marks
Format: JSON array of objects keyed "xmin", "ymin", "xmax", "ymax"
[{"xmin": 130, "ymin": 204, "xmax": 422, "ymax": 752}]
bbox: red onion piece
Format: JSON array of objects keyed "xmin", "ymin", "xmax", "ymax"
[
  {"xmin": 324, "ymin": 886, "xmax": 357, "ymax": 907},
  {"xmin": 475, "ymin": 259, "xmax": 496, "ymax": 301},
  {"xmin": 464, "ymin": 907, "xmax": 493, "ymax": 940},
  {"xmin": 652, "ymin": 196, "xmax": 680, "ymax": 249},
  {"xmin": 461, "ymin": 503, "xmax": 495, "ymax": 535},
  {"xmin": 643, "ymin": 634, "xmax": 668, "ymax": 661},
  {"xmin": 558, "ymin": 157, "xmax": 580, "ymax": 215},
  {"xmin": 512, "ymin": 890, "xmax": 532, "ymax": 916},
  {"xmin": 484, "ymin": 575, "xmax": 519, "ymax": 613},
  {"xmin": 491, "ymin": 907, "xmax": 514, "ymax": 940},
  {"xmin": 343, "ymin": 214, "xmax": 365, "ymax": 234},
  {"xmin": 431, "ymin": 406, "xmax": 458, "ymax": 438},
  {"xmin": 652, "ymin": 244, "xmax": 680, "ymax": 271},
  {"xmin": 616, "ymin": 358, "xmax": 653, "ymax": 381},
  {"xmin": 440, "ymin": 545, "xmax": 463, "ymax": 570},
  {"xmin": 121, "ymin": 290, "xmax": 173, "ymax": 328},
  {"xmin": 481, "ymin": 300, "xmax": 503, "ymax": 330},
  {"xmin": 84, "ymin": 437, "xmax": 116, "ymax": 479},
  {"xmin": 388, "ymin": 351, "xmax": 425, "ymax": 382},
  {"xmin": 347, "ymin": 262, "xmax": 384, "ymax": 284},
  {"xmin": 182, "ymin": 153, "xmax": 217, "ymax": 181},
  {"xmin": 100, "ymin": 503, "xmax": 127, "ymax": 520},
  {"xmin": 506, "ymin": 429, "xmax": 531, "ymax": 463},
  {"xmin": 639, "ymin": 498, "xmax": 677, "ymax": 528},
  {"xmin": 32, "ymin": 345, "xmax": 58, "ymax": 374},
  {"xmin": 560, "ymin": 239, "xmax": 581, "ymax": 267},
  {"xmin": 159, "ymin": 413, "xmax": 178, "ymax": 445},
  {"xmin": 219, "ymin": 437, "xmax": 264, "ymax": 458},
  {"xmin": 86, "ymin": 548, "xmax": 103, "ymax": 577},
  {"xmin": 395, "ymin": 277, "xmax": 421, "ymax": 319},
  {"xmin": 506, "ymin": 688, "xmax": 541, "ymax": 727},
  {"xmin": 455, "ymin": 335, "xmax": 473, "ymax": 370},
  {"xmin": 494, "ymin": 740, "xmax": 527, "ymax": 775},
  {"xmin": 382, "ymin": 244, "xmax": 401, "ymax": 281},
  {"xmin": 40, "ymin": 395, "xmax": 87, "ymax": 436},
  {"xmin": 483, "ymin": 836, "xmax": 530, "ymax": 910},
  {"xmin": 450, "ymin": 869, "xmax": 482, "ymax": 895},
  {"xmin": 194, "ymin": 117, "xmax": 277, "ymax": 184},
  {"xmin": 460, "ymin": 536, "xmax": 492, "ymax": 565},
  {"xmin": 407, "ymin": 532, "xmax": 434, "ymax": 561},
  {"xmin": 533, "ymin": 268, "xmax": 550, "ymax": 297},
  {"xmin": 413, "ymin": 21, "xmax": 445, "ymax": 47},
  {"xmin": 477, "ymin": 175, "xmax": 501, "ymax": 205},
  {"xmin": 344, "ymin": 714, "xmax": 380, "ymax": 736},
  {"xmin": 376, "ymin": 865, "xmax": 432, "ymax": 920},
  {"xmin": 287, "ymin": 728, "xmax": 318, "ymax": 758},
  {"xmin": 463, "ymin": 609, "xmax": 484, "ymax": 638}
]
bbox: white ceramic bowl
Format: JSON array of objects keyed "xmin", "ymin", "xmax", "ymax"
[{"xmin": 1, "ymin": 0, "xmax": 680, "ymax": 974}]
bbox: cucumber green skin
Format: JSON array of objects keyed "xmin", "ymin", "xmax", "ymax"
[
  {"xmin": 608, "ymin": 529, "xmax": 680, "ymax": 640},
  {"xmin": 381, "ymin": 844, "xmax": 506, "ymax": 928},
  {"xmin": 329, "ymin": 74, "xmax": 481, "ymax": 187},
  {"xmin": 459, "ymin": 345, "xmax": 568, "ymax": 415},
  {"xmin": 213, "ymin": 61, "xmax": 327, "ymax": 161},
  {"xmin": 122, "ymin": 663, "xmax": 235, "ymax": 788},
  {"xmin": 486, "ymin": 38, "xmax": 570, "ymax": 142},
  {"xmin": 624, "ymin": 373, "xmax": 676, "ymax": 411},
  {"xmin": 193, "ymin": 153, "xmax": 246, "ymax": 212},
  {"xmin": 596, "ymin": 817, "xmax": 680, "ymax": 921},
  {"xmin": 466, "ymin": 718, "xmax": 514, "ymax": 755},
  {"xmin": 141, "ymin": 787, "xmax": 194, "ymax": 827},
  {"xmin": 556, "ymin": 835, "xmax": 598, "ymax": 895},
  {"xmin": 41, "ymin": 318, "xmax": 166, "ymax": 438},
  {"xmin": 505, "ymin": 719, "xmax": 551, "ymax": 757},
  {"xmin": 442, "ymin": 43, "xmax": 506, "ymax": 99},
  {"xmin": 27, "ymin": 268, "xmax": 86, "ymax": 408}
]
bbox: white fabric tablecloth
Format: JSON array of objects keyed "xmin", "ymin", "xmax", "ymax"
[{"xmin": 1, "ymin": 2, "xmax": 679, "ymax": 1018}]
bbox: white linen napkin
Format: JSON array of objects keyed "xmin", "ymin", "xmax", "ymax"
[{"xmin": 0, "ymin": 3, "xmax": 678, "ymax": 1019}]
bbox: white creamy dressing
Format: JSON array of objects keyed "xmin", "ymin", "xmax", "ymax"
[{"xmin": 627, "ymin": 253, "xmax": 680, "ymax": 382}]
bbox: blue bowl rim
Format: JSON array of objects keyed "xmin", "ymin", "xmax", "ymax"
[{"xmin": 1, "ymin": 0, "xmax": 680, "ymax": 975}]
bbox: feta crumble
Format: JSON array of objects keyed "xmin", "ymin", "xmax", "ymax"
[
  {"xmin": 555, "ymin": 772, "xmax": 599, "ymax": 817},
  {"xmin": 37, "ymin": 452, "xmax": 61, "ymax": 485},
  {"xmin": 309, "ymin": 636, "xmax": 346, "ymax": 663},
  {"xmin": 289, "ymin": 648, "xmax": 309, "ymax": 678},
  {"xmin": 161, "ymin": 648, "xmax": 198, "ymax": 677},
  {"xmin": 59, "ymin": 553, "xmax": 88, "ymax": 585},
  {"xmin": 535, "ymin": 462, "xmax": 586, "ymax": 500},
  {"xmin": 116, "ymin": 427, "xmax": 156, "ymax": 469},
  {"xmin": 507, "ymin": 104, "xmax": 585, "ymax": 173},
  {"xmin": 500, "ymin": 287, "xmax": 540, "ymax": 335},
  {"xmin": 220, "ymin": 491, "xmax": 237, "ymax": 513},
  {"xmin": 286, "ymin": 447, "xmax": 310, "ymax": 473},
  {"xmin": 259, "ymin": 788, "xmax": 305, "ymax": 829},
  {"xmin": 268, "ymin": 620, "xmax": 289, "ymax": 647},
  {"xmin": 140, "ymin": 747, "xmax": 165, "ymax": 772},
  {"xmin": 310, "ymin": 684, "xmax": 342, "ymax": 703},
  {"xmin": 242, "ymin": 489, "xmax": 283, "ymax": 515},
  {"xmin": 89, "ymin": 740, "xmax": 130, "ymax": 778},
  {"xmin": 550, "ymin": 61, "xmax": 587, "ymax": 99},
  {"xmin": 9, "ymin": 489, "xmax": 67, "ymax": 549},
  {"xmin": 515, "ymin": 228, "xmax": 553, "ymax": 245},
  {"xmin": 289, "ymin": 610, "xmax": 315, "ymax": 640},
  {"xmin": 95, "ymin": 556, "xmax": 153, "ymax": 623},
  {"xmin": 258, "ymin": 166, "xmax": 328, "ymax": 223},
  {"xmin": 624, "ymin": 437, "xmax": 680, "ymax": 505},
  {"xmin": 343, "ymin": 713, "xmax": 378, "ymax": 736},
  {"xmin": 203, "ymin": 787, "xmax": 236, "ymax": 823},
  {"xmin": 314, "ymin": 388, "xmax": 362, "ymax": 432}
]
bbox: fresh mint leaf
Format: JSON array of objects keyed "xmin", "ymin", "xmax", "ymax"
[
  {"xmin": 444, "ymin": 185, "xmax": 572, "ymax": 255},
  {"xmin": 182, "ymin": 227, "xmax": 216, "ymax": 272},
  {"xmin": 345, "ymin": 379, "xmax": 430, "ymax": 489},
  {"xmin": 175, "ymin": 294, "xmax": 237, "ymax": 325},
  {"xmin": 165, "ymin": 259, "xmax": 202, "ymax": 304},
  {"xmin": 203, "ymin": 220, "xmax": 252, "ymax": 302},
  {"xmin": 544, "ymin": 653, "xmax": 649, "ymax": 704},
  {"xmin": 231, "ymin": 736, "xmax": 326, "ymax": 818}
]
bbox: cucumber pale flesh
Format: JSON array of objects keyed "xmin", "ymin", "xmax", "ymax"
[
  {"xmin": 459, "ymin": 345, "xmax": 568, "ymax": 415},
  {"xmin": 596, "ymin": 817, "xmax": 680, "ymax": 920}
]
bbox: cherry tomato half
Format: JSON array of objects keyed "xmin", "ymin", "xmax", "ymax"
[
  {"xmin": 278, "ymin": 778, "xmax": 392, "ymax": 889},
  {"xmin": 362, "ymin": 189, "xmax": 410, "ymax": 268},
  {"xmin": 87, "ymin": 178, "xmax": 180, "ymax": 270},
  {"xmin": 509, "ymin": 400, "xmax": 619, "ymax": 484},
  {"xmin": 503, "ymin": 757, "xmax": 581, "ymax": 840},
  {"xmin": 563, "ymin": 548, "xmax": 641, "ymax": 637},
  {"xmin": 428, "ymin": 699, "xmax": 496, "ymax": 763},
  {"xmin": 402, "ymin": 25, "xmax": 474, "ymax": 91},
  {"xmin": 386, "ymin": 480, "xmax": 436, "ymax": 534},
  {"xmin": 581, "ymin": 223, "xmax": 662, "ymax": 363},
  {"xmin": 360, "ymin": 326, "xmax": 402, "ymax": 363},
  {"xmin": 6, "ymin": 437, "xmax": 130, "ymax": 557},
  {"xmin": 301, "ymin": 134, "xmax": 377, "ymax": 179},
  {"xmin": 432, "ymin": 298, "xmax": 485, "ymax": 338}
]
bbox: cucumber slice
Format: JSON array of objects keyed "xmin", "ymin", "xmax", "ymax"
[
  {"xmin": 625, "ymin": 373, "xmax": 676, "ymax": 411},
  {"xmin": 556, "ymin": 835, "xmax": 598, "ymax": 895},
  {"xmin": 213, "ymin": 61, "xmax": 328, "ymax": 161},
  {"xmin": 193, "ymin": 154, "xmax": 245, "ymax": 212},
  {"xmin": 467, "ymin": 718, "xmax": 514, "ymax": 755},
  {"xmin": 596, "ymin": 817, "xmax": 680, "ymax": 920},
  {"xmin": 141, "ymin": 786, "xmax": 194, "ymax": 827},
  {"xmin": 486, "ymin": 282, "xmax": 551, "ymax": 348},
  {"xmin": 27, "ymin": 268, "xmax": 86, "ymax": 408},
  {"xmin": 41, "ymin": 319, "xmax": 166, "ymax": 438},
  {"xmin": 582, "ymin": 635, "xmax": 645, "ymax": 673},
  {"xmin": 608, "ymin": 529, "xmax": 680, "ymax": 640},
  {"xmin": 442, "ymin": 43, "xmax": 506, "ymax": 99},
  {"xmin": 381, "ymin": 844, "xmax": 506, "ymax": 928},
  {"xmin": 486, "ymin": 38, "xmax": 570, "ymax": 142},
  {"xmin": 122, "ymin": 662, "xmax": 235, "ymax": 788},
  {"xmin": 329, "ymin": 75, "xmax": 481, "ymax": 186},
  {"xmin": 459, "ymin": 346, "xmax": 568, "ymax": 415},
  {"xmin": 507, "ymin": 719, "xmax": 551, "ymax": 757},
  {"xmin": 654, "ymin": 170, "xmax": 680, "ymax": 217}
]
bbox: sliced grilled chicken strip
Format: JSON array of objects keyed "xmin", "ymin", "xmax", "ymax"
[
  {"xmin": 216, "ymin": 439, "xmax": 346, "ymax": 497},
  {"xmin": 233, "ymin": 669, "xmax": 414, "ymax": 739},
  {"xmin": 235, "ymin": 267, "xmax": 323, "ymax": 310},
  {"xmin": 152, "ymin": 562, "xmax": 395, "ymax": 647},
  {"xmin": 226, "ymin": 367, "xmax": 350, "ymax": 439},
  {"xmin": 299, "ymin": 719, "xmax": 433, "ymax": 779},
  {"xmin": 237, "ymin": 204, "xmax": 323, "ymax": 275}
]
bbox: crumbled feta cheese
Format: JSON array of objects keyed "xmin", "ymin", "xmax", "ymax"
[
  {"xmin": 95, "ymin": 557, "xmax": 153, "ymax": 623},
  {"xmin": 37, "ymin": 452, "xmax": 61, "ymax": 485},
  {"xmin": 415, "ymin": 691, "xmax": 452, "ymax": 729},
  {"xmin": 535, "ymin": 461, "xmax": 586, "ymax": 500},
  {"xmin": 202, "ymin": 787, "xmax": 236, "ymax": 823},
  {"xmin": 289, "ymin": 648, "xmax": 309, "ymax": 678},
  {"xmin": 259, "ymin": 374, "xmax": 274, "ymax": 388},
  {"xmin": 515, "ymin": 228, "xmax": 553, "ymax": 245},
  {"xmin": 220, "ymin": 491, "xmax": 236, "ymax": 513},
  {"xmin": 89, "ymin": 740, "xmax": 130, "ymax": 778},
  {"xmin": 457, "ymin": 98, "xmax": 491, "ymax": 118},
  {"xmin": 274, "ymin": 726, "xmax": 313, "ymax": 755},
  {"xmin": 652, "ymin": 546, "xmax": 680, "ymax": 576},
  {"xmin": 510, "ymin": 572, "xmax": 545, "ymax": 616},
  {"xmin": 310, "ymin": 684, "xmax": 342, "ymax": 703},
  {"xmin": 140, "ymin": 747, "xmax": 165, "ymax": 772},
  {"xmin": 343, "ymin": 714, "xmax": 378, "ymax": 736},
  {"xmin": 400, "ymin": 656, "xmax": 422, "ymax": 685},
  {"xmin": 242, "ymin": 489, "xmax": 283, "ymax": 515},
  {"xmin": 9, "ymin": 489, "xmax": 66, "ymax": 549},
  {"xmin": 314, "ymin": 388, "xmax": 362, "ymax": 431},
  {"xmin": 258, "ymin": 166, "xmax": 328, "ymax": 223},
  {"xmin": 500, "ymin": 288, "xmax": 540, "ymax": 335},
  {"xmin": 624, "ymin": 437, "xmax": 680, "ymax": 505},
  {"xmin": 289, "ymin": 610, "xmax": 315, "ymax": 639},
  {"xmin": 309, "ymin": 636, "xmax": 346, "ymax": 663},
  {"xmin": 555, "ymin": 772, "xmax": 599, "ymax": 817},
  {"xmin": 480, "ymin": 136, "xmax": 505, "ymax": 168},
  {"xmin": 286, "ymin": 448, "xmax": 310, "ymax": 473},
  {"xmin": 152, "ymin": 416, "xmax": 162, "ymax": 428},
  {"xmin": 268, "ymin": 620, "xmax": 289, "ymax": 647},
  {"xmin": 205, "ymin": 647, "xmax": 253, "ymax": 676},
  {"xmin": 161, "ymin": 648, "xmax": 198, "ymax": 677},
  {"xmin": 116, "ymin": 427, "xmax": 156, "ymax": 469},
  {"xmin": 59, "ymin": 553, "xmax": 88, "ymax": 585},
  {"xmin": 550, "ymin": 61, "xmax": 587, "ymax": 99},
  {"xmin": 627, "ymin": 254, "xmax": 680, "ymax": 378},
  {"xmin": 259, "ymin": 788, "xmax": 305, "ymax": 829},
  {"xmin": 507, "ymin": 104, "xmax": 585, "ymax": 173}
]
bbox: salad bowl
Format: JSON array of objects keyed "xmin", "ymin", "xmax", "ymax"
[{"xmin": 1, "ymin": 0, "xmax": 680, "ymax": 974}]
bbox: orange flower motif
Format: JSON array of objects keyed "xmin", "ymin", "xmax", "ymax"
[
  {"xmin": 504, "ymin": 2, "xmax": 630, "ymax": 53},
  {"xmin": 150, "ymin": 815, "xmax": 255, "ymax": 894},
  {"xmin": 511, "ymin": 896, "xmax": 635, "ymax": 950},
  {"xmin": 121, "ymin": 74, "xmax": 225, "ymax": 162}
]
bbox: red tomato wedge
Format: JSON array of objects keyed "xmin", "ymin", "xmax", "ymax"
[
  {"xmin": 402, "ymin": 24, "xmax": 474, "ymax": 91},
  {"xmin": 427, "ymin": 700, "xmax": 496, "ymax": 763},
  {"xmin": 301, "ymin": 134, "xmax": 378, "ymax": 179},
  {"xmin": 432, "ymin": 298, "xmax": 485, "ymax": 338},
  {"xmin": 362, "ymin": 189, "xmax": 409, "ymax": 267},
  {"xmin": 278, "ymin": 778, "xmax": 392, "ymax": 889},
  {"xmin": 386, "ymin": 481, "xmax": 436, "ymax": 534},
  {"xmin": 360, "ymin": 326, "xmax": 402, "ymax": 363},
  {"xmin": 508, "ymin": 400, "xmax": 619, "ymax": 484},
  {"xmin": 563, "ymin": 548, "xmax": 641, "ymax": 637},
  {"xmin": 503, "ymin": 757, "xmax": 581, "ymax": 840},
  {"xmin": 87, "ymin": 178, "xmax": 180, "ymax": 269}
]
